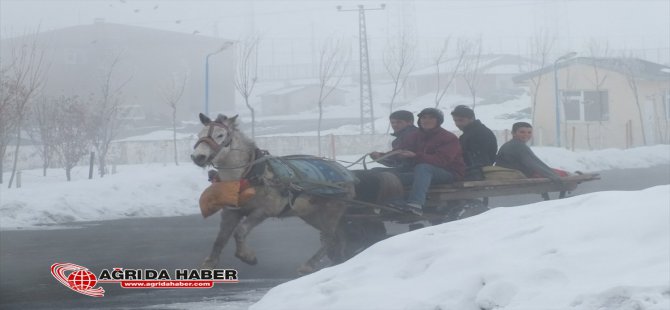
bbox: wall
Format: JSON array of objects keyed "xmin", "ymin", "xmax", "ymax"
[
  {"xmin": 532, "ymin": 63, "xmax": 670, "ymax": 149},
  {"xmin": 2, "ymin": 129, "xmax": 527, "ymax": 174}
]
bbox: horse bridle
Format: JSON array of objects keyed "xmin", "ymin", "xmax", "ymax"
[{"xmin": 193, "ymin": 122, "xmax": 233, "ymax": 161}]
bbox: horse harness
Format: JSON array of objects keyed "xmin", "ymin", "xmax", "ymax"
[
  {"xmin": 193, "ymin": 122, "xmax": 233, "ymax": 161},
  {"xmin": 195, "ymin": 122, "xmax": 353, "ymax": 213}
]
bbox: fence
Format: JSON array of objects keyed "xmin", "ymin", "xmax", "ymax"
[{"xmin": 0, "ymin": 129, "xmax": 548, "ymax": 174}]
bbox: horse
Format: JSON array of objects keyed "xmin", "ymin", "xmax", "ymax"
[{"xmin": 190, "ymin": 113, "xmax": 356, "ymax": 275}]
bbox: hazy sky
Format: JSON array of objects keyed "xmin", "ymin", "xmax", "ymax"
[{"xmin": 1, "ymin": 0, "xmax": 669, "ymax": 63}]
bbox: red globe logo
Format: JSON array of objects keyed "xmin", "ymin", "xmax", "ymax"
[{"xmin": 67, "ymin": 270, "xmax": 98, "ymax": 291}]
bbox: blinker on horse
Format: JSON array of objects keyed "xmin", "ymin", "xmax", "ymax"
[{"xmin": 191, "ymin": 113, "xmax": 356, "ymax": 275}]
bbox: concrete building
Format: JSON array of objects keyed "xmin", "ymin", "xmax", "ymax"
[
  {"xmin": 514, "ymin": 57, "xmax": 670, "ymax": 149},
  {"xmin": 0, "ymin": 20, "xmax": 235, "ymax": 125}
]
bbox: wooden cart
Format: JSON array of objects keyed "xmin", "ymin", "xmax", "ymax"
[{"xmin": 337, "ymin": 172, "xmax": 600, "ymax": 257}]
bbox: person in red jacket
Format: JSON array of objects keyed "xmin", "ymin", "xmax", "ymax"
[{"xmin": 389, "ymin": 108, "xmax": 465, "ymax": 215}]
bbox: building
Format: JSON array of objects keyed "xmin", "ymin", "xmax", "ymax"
[
  {"xmin": 514, "ymin": 57, "xmax": 670, "ymax": 149},
  {"xmin": 0, "ymin": 20, "xmax": 235, "ymax": 125},
  {"xmin": 259, "ymin": 84, "xmax": 347, "ymax": 115}
]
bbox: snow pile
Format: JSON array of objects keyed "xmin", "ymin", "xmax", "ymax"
[
  {"xmin": 0, "ymin": 164, "xmax": 209, "ymax": 229},
  {"xmin": 251, "ymin": 185, "xmax": 670, "ymax": 310},
  {"xmin": 533, "ymin": 145, "xmax": 670, "ymax": 172}
]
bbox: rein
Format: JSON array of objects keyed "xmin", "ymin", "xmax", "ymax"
[{"xmin": 337, "ymin": 150, "xmax": 402, "ymax": 169}]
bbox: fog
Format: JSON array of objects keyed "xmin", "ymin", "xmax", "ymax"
[
  {"xmin": 1, "ymin": 2, "xmax": 669, "ymax": 309},
  {"xmin": 0, "ymin": 0, "xmax": 669, "ymax": 148},
  {"xmin": 2, "ymin": 0, "xmax": 669, "ymax": 63}
]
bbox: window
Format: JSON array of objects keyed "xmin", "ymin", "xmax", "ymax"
[
  {"xmin": 665, "ymin": 90, "xmax": 670, "ymax": 120},
  {"xmin": 562, "ymin": 90, "xmax": 609, "ymax": 122},
  {"xmin": 64, "ymin": 49, "xmax": 86, "ymax": 65}
]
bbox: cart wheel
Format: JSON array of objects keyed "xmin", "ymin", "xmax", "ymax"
[
  {"xmin": 337, "ymin": 218, "xmax": 387, "ymax": 260},
  {"xmin": 457, "ymin": 199, "xmax": 490, "ymax": 220},
  {"xmin": 409, "ymin": 223, "xmax": 425, "ymax": 231}
]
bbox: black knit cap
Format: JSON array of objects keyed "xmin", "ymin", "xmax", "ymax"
[
  {"xmin": 450, "ymin": 105, "xmax": 475, "ymax": 119},
  {"xmin": 417, "ymin": 108, "xmax": 444, "ymax": 126},
  {"xmin": 389, "ymin": 110, "xmax": 414, "ymax": 123}
]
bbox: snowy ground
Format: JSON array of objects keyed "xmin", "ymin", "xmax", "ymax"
[
  {"xmin": 251, "ymin": 185, "xmax": 670, "ymax": 310},
  {"xmin": 0, "ymin": 145, "xmax": 668, "ymax": 229}
]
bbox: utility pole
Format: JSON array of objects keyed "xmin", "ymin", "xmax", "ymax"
[{"xmin": 338, "ymin": 4, "xmax": 385, "ymax": 134}]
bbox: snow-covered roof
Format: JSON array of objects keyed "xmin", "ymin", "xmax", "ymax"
[
  {"xmin": 261, "ymin": 85, "xmax": 307, "ymax": 96},
  {"xmin": 410, "ymin": 54, "xmax": 533, "ymax": 77},
  {"xmin": 514, "ymin": 57, "xmax": 670, "ymax": 82},
  {"xmin": 261, "ymin": 84, "xmax": 346, "ymax": 97}
]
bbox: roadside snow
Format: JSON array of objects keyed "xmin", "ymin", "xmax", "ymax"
[
  {"xmin": 0, "ymin": 164, "xmax": 209, "ymax": 229},
  {"xmin": 251, "ymin": 185, "xmax": 670, "ymax": 310}
]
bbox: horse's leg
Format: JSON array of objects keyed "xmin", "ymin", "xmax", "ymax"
[
  {"xmin": 297, "ymin": 201, "xmax": 347, "ymax": 275},
  {"xmin": 233, "ymin": 207, "xmax": 268, "ymax": 265},
  {"xmin": 202, "ymin": 208, "xmax": 243, "ymax": 269}
]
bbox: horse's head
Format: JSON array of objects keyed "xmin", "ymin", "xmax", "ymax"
[{"xmin": 191, "ymin": 113, "xmax": 239, "ymax": 167}]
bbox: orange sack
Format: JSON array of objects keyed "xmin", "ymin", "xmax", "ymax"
[{"xmin": 199, "ymin": 181, "xmax": 256, "ymax": 218}]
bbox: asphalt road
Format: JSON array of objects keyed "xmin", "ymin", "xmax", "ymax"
[{"xmin": 1, "ymin": 164, "xmax": 668, "ymax": 309}]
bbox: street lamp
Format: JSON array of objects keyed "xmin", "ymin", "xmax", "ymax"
[
  {"xmin": 553, "ymin": 51, "xmax": 577, "ymax": 147},
  {"xmin": 204, "ymin": 42, "xmax": 234, "ymax": 115}
]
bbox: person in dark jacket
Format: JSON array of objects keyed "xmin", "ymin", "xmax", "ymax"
[
  {"xmin": 389, "ymin": 108, "xmax": 465, "ymax": 215},
  {"xmin": 496, "ymin": 122, "xmax": 566, "ymax": 182},
  {"xmin": 369, "ymin": 110, "xmax": 418, "ymax": 170},
  {"xmin": 451, "ymin": 105, "xmax": 497, "ymax": 180}
]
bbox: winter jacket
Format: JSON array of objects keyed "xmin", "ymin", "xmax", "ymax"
[
  {"xmin": 377, "ymin": 125, "xmax": 418, "ymax": 169},
  {"xmin": 459, "ymin": 119, "xmax": 498, "ymax": 168},
  {"xmin": 495, "ymin": 139, "xmax": 560, "ymax": 181},
  {"xmin": 398, "ymin": 127, "xmax": 465, "ymax": 178}
]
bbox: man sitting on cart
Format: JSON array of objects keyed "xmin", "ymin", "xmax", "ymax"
[
  {"xmin": 387, "ymin": 108, "xmax": 465, "ymax": 216},
  {"xmin": 496, "ymin": 122, "xmax": 568, "ymax": 183},
  {"xmin": 369, "ymin": 110, "xmax": 418, "ymax": 171},
  {"xmin": 451, "ymin": 105, "xmax": 498, "ymax": 181}
]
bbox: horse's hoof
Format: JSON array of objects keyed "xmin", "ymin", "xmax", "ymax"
[
  {"xmin": 201, "ymin": 257, "xmax": 218, "ymax": 269},
  {"xmin": 235, "ymin": 253, "xmax": 258, "ymax": 265},
  {"xmin": 297, "ymin": 265, "xmax": 315, "ymax": 276}
]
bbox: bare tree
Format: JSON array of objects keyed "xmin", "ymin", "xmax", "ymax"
[
  {"xmin": 0, "ymin": 62, "xmax": 18, "ymax": 184},
  {"xmin": 52, "ymin": 96, "xmax": 91, "ymax": 181},
  {"xmin": 383, "ymin": 32, "xmax": 415, "ymax": 133},
  {"xmin": 433, "ymin": 37, "xmax": 466, "ymax": 108},
  {"xmin": 5, "ymin": 31, "xmax": 47, "ymax": 188},
  {"xmin": 26, "ymin": 96, "xmax": 59, "ymax": 176},
  {"xmin": 89, "ymin": 53, "xmax": 131, "ymax": 177},
  {"xmin": 234, "ymin": 36, "xmax": 259, "ymax": 138},
  {"xmin": 316, "ymin": 38, "xmax": 348, "ymax": 156},
  {"xmin": 618, "ymin": 54, "xmax": 647, "ymax": 145},
  {"xmin": 460, "ymin": 37, "xmax": 483, "ymax": 109},
  {"xmin": 585, "ymin": 39, "xmax": 611, "ymax": 149},
  {"xmin": 524, "ymin": 31, "xmax": 555, "ymax": 125},
  {"xmin": 161, "ymin": 72, "xmax": 188, "ymax": 165}
]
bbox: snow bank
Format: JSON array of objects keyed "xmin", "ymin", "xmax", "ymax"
[
  {"xmin": 534, "ymin": 145, "xmax": 670, "ymax": 172},
  {"xmin": 0, "ymin": 164, "xmax": 209, "ymax": 229},
  {"xmin": 251, "ymin": 185, "xmax": 670, "ymax": 310}
]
